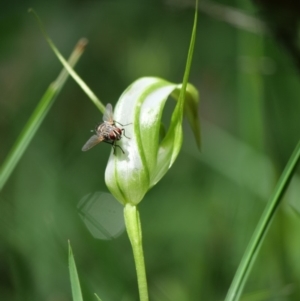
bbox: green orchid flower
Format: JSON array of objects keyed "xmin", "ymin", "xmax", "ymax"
[{"xmin": 105, "ymin": 77, "xmax": 200, "ymax": 206}]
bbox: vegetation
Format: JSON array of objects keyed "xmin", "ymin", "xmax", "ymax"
[{"xmin": 1, "ymin": 0, "xmax": 300, "ymax": 300}]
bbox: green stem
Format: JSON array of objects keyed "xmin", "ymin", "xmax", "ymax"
[{"xmin": 124, "ymin": 204, "xmax": 149, "ymax": 301}]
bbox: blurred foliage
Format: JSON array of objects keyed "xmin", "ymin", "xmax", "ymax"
[{"xmin": 1, "ymin": 0, "xmax": 300, "ymax": 301}]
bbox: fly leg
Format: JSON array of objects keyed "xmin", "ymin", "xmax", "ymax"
[
  {"xmin": 121, "ymin": 128, "xmax": 130, "ymax": 139},
  {"xmin": 113, "ymin": 143, "xmax": 125, "ymax": 155},
  {"xmin": 114, "ymin": 121, "xmax": 132, "ymax": 127},
  {"xmin": 104, "ymin": 141, "xmax": 125, "ymax": 155}
]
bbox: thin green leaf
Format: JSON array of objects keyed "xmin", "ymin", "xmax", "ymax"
[
  {"xmin": 68, "ymin": 241, "xmax": 84, "ymax": 301},
  {"xmin": 29, "ymin": 9, "xmax": 105, "ymax": 113},
  {"xmin": 0, "ymin": 39, "xmax": 87, "ymax": 191},
  {"xmin": 225, "ymin": 140, "xmax": 300, "ymax": 301}
]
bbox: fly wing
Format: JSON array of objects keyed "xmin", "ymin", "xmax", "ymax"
[
  {"xmin": 102, "ymin": 103, "xmax": 114, "ymax": 123},
  {"xmin": 82, "ymin": 135, "xmax": 104, "ymax": 151}
]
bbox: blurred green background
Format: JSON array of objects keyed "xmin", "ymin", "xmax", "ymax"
[{"xmin": 1, "ymin": 0, "xmax": 300, "ymax": 300}]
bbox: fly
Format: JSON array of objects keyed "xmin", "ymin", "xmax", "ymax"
[{"xmin": 82, "ymin": 103, "xmax": 130, "ymax": 154}]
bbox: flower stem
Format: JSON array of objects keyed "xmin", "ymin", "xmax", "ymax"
[{"xmin": 124, "ymin": 204, "xmax": 149, "ymax": 301}]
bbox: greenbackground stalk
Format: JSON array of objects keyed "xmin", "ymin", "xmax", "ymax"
[
  {"xmin": 225, "ymin": 140, "xmax": 300, "ymax": 301},
  {"xmin": 0, "ymin": 38, "xmax": 87, "ymax": 191}
]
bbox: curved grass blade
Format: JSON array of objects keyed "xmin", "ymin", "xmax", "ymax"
[
  {"xmin": 0, "ymin": 38, "xmax": 87, "ymax": 192},
  {"xmin": 68, "ymin": 241, "xmax": 84, "ymax": 301},
  {"xmin": 225, "ymin": 140, "xmax": 300, "ymax": 301},
  {"xmin": 29, "ymin": 9, "xmax": 105, "ymax": 113}
]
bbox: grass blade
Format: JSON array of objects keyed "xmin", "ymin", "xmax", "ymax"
[
  {"xmin": 68, "ymin": 241, "xmax": 84, "ymax": 301},
  {"xmin": 29, "ymin": 9, "xmax": 105, "ymax": 113},
  {"xmin": 0, "ymin": 38, "xmax": 87, "ymax": 191},
  {"xmin": 225, "ymin": 140, "xmax": 300, "ymax": 301}
]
